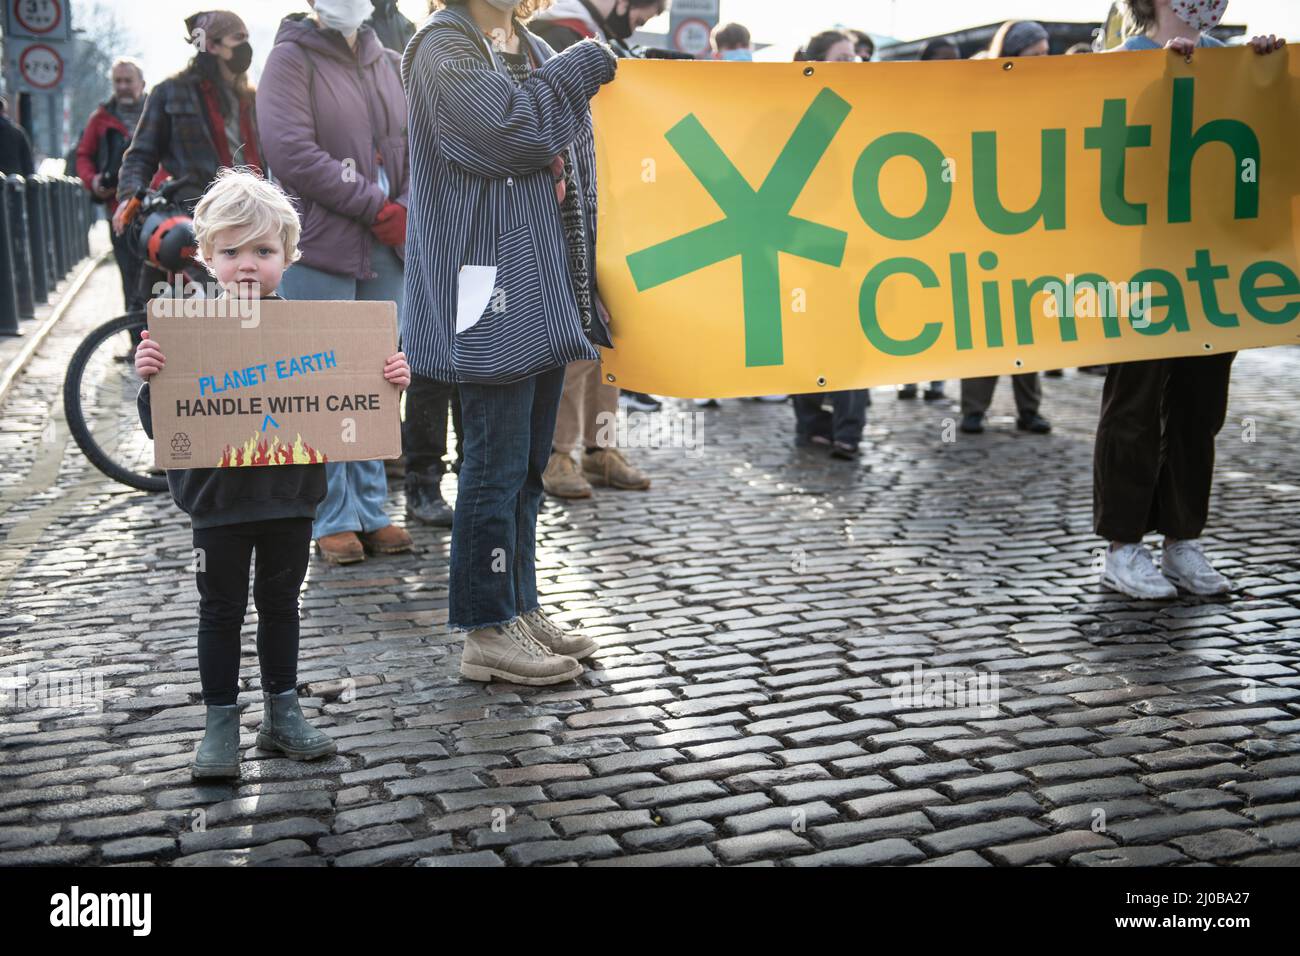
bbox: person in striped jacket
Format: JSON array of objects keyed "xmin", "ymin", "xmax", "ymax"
[{"xmin": 403, "ymin": 0, "xmax": 617, "ymax": 685}]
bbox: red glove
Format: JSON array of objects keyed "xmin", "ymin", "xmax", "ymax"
[{"xmin": 371, "ymin": 201, "xmax": 407, "ymax": 247}]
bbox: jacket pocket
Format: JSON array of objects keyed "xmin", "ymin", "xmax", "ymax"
[{"xmin": 451, "ymin": 224, "xmax": 554, "ymax": 382}]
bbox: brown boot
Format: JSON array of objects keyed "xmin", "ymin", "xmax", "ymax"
[
  {"xmin": 583, "ymin": 448, "xmax": 651, "ymax": 490},
  {"xmin": 359, "ymin": 524, "xmax": 413, "ymax": 555},
  {"xmin": 542, "ymin": 451, "xmax": 593, "ymax": 499},
  {"xmin": 316, "ymin": 532, "xmax": 365, "ymax": 565}
]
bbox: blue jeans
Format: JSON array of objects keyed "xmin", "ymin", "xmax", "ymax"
[
  {"xmin": 279, "ymin": 244, "xmax": 404, "ymax": 538},
  {"xmin": 450, "ymin": 365, "xmax": 566, "ymax": 631}
]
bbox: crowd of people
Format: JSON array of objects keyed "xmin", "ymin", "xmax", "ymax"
[{"xmin": 65, "ymin": 0, "xmax": 1288, "ymax": 777}]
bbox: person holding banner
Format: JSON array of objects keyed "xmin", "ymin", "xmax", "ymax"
[
  {"xmin": 134, "ymin": 170, "xmax": 411, "ymax": 779},
  {"xmin": 403, "ymin": 0, "xmax": 618, "ymax": 685},
  {"xmin": 259, "ymin": 0, "xmax": 420, "ymax": 564},
  {"xmin": 790, "ymin": 32, "xmax": 871, "ymax": 460},
  {"xmin": 794, "ymin": 29, "xmax": 859, "ymax": 63},
  {"xmin": 959, "ymin": 20, "xmax": 1054, "ymax": 437},
  {"xmin": 1095, "ymin": 0, "xmax": 1286, "ymax": 600},
  {"xmin": 533, "ymin": 0, "xmax": 657, "ymax": 500}
]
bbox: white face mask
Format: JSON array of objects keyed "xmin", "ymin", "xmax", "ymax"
[
  {"xmin": 1170, "ymin": 0, "xmax": 1229, "ymax": 33},
  {"xmin": 314, "ymin": 0, "xmax": 372, "ymax": 35},
  {"xmin": 482, "ymin": 0, "xmax": 518, "ymax": 13}
]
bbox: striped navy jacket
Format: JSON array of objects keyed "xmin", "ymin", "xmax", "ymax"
[{"xmin": 400, "ymin": 5, "xmax": 617, "ymax": 385}]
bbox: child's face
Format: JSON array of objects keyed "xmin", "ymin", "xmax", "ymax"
[{"xmin": 208, "ymin": 228, "xmax": 285, "ymax": 298}]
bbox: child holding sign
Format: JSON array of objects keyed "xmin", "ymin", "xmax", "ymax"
[
  {"xmin": 135, "ymin": 169, "xmax": 411, "ymax": 779},
  {"xmin": 1096, "ymin": 1, "xmax": 1285, "ymax": 599}
]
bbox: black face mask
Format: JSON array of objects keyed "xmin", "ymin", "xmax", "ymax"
[
  {"xmin": 605, "ymin": 8, "xmax": 634, "ymax": 41},
  {"xmin": 227, "ymin": 42, "xmax": 253, "ymax": 74}
]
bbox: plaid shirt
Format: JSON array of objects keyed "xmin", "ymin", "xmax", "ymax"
[{"xmin": 116, "ymin": 69, "xmax": 261, "ymax": 210}]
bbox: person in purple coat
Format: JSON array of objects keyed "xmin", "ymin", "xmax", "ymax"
[{"xmin": 258, "ymin": 0, "xmax": 428, "ymax": 565}]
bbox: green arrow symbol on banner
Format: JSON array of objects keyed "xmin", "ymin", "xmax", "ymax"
[{"xmin": 626, "ymin": 87, "xmax": 852, "ymax": 367}]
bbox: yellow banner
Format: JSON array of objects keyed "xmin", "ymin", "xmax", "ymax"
[{"xmin": 592, "ymin": 48, "xmax": 1300, "ymax": 398}]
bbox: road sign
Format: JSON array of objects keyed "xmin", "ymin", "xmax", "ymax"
[
  {"xmin": 668, "ymin": 0, "xmax": 718, "ymax": 56},
  {"xmin": 13, "ymin": 41, "xmax": 65, "ymax": 91},
  {"xmin": 5, "ymin": 0, "xmax": 71, "ymax": 42},
  {"xmin": 672, "ymin": 19, "xmax": 713, "ymax": 57}
]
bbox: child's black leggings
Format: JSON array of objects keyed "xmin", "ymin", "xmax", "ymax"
[{"xmin": 192, "ymin": 517, "xmax": 312, "ymax": 706}]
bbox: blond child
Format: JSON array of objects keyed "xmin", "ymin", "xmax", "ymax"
[{"xmin": 135, "ymin": 169, "xmax": 410, "ymax": 778}]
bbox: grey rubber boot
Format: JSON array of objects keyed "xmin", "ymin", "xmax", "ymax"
[
  {"xmin": 256, "ymin": 690, "xmax": 337, "ymax": 761},
  {"xmin": 192, "ymin": 704, "xmax": 242, "ymax": 780}
]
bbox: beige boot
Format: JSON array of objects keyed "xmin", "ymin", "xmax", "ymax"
[
  {"xmin": 584, "ymin": 448, "xmax": 651, "ymax": 490},
  {"xmin": 542, "ymin": 451, "xmax": 593, "ymax": 499},
  {"xmin": 460, "ymin": 618, "xmax": 582, "ymax": 685},
  {"xmin": 520, "ymin": 608, "xmax": 598, "ymax": 661}
]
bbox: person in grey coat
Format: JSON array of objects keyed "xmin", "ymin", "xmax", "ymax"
[{"xmin": 403, "ymin": 0, "xmax": 617, "ymax": 685}]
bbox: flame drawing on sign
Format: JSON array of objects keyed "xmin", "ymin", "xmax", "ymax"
[{"xmin": 217, "ymin": 433, "xmax": 327, "ymax": 467}]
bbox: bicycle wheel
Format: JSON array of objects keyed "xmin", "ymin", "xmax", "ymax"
[{"xmin": 63, "ymin": 311, "xmax": 168, "ymax": 493}]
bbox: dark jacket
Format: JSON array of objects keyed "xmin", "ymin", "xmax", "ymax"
[
  {"xmin": 76, "ymin": 96, "xmax": 146, "ymax": 214},
  {"xmin": 367, "ymin": 0, "xmax": 416, "ymax": 54},
  {"xmin": 532, "ymin": 0, "xmax": 640, "ymax": 57},
  {"xmin": 136, "ymin": 292, "xmax": 326, "ymax": 530},
  {"xmin": 259, "ymin": 15, "xmax": 409, "ymax": 279},
  {"xmin": 0, "ymin": 116, "xmax": 35, "ymax": 177},
  {"xmin": 400, "ymin": 5, "xmax": 615, "ymax": 385},
  {"xmin": 117, "ymin": 57, "xmax": 262, "ymax": 210}
]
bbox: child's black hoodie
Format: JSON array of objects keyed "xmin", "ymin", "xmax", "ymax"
[{"xmin": 136, "ymin": 292, "xmax": 327, "ymax": 529}]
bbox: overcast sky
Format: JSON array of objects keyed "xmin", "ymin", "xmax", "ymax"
[{"xmin": 116, "ymin": 0, "xmax": 1299, "ymax": 83}]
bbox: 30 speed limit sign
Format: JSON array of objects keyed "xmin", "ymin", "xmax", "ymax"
[
  {"xmin": 6, "ymin": 0, "xmax": 71, "ymax": 41},
  {"xmin": 11, "ymin": 0, "xmax": 67, "ymax": 37}
]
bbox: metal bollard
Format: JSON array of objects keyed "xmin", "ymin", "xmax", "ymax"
[
  {"xmin": 25, "ymin": 178, "xmax": 48, "ymax": 305},
  {"xmin": 37, "ymin": 177, "xmax": 57, "ymax": 290},
  {"xmin": 0, "ymin": 179, "xmax": 19, "ymax": 335},
  {"xmin": 7, "ymin": 176, "xmax": 35, "ymax": 318},
  {"xmin": 74, "ymin": 180, "xmax": 89, "ymax": 259},
  {"xmin": 59, "ymin": 179, "xmax": 73, "ymax": 275},
  {"xmin": 47, "ymin": 178, "xmax": 62, "ymax": 278},
  {"xmin": 51, "ymin": 177, "xmax": 68, "ymax": 278}
]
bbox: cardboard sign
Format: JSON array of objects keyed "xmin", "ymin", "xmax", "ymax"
[{"xmin": 147, "ymin": 299, "xmax": 401, "ymax": 470}]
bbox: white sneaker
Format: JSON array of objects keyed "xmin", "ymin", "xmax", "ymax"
[
  {"xmin": 1161, "ymin": 538, "xmax": 1232, "ymax": 595},
  {"xmin": 1102, "ymin": 543, "xmax": 1177, "ymax": 600},
  {"xmin": 754, "ymin": 395, "xmax": 789, "ymax": 403}
]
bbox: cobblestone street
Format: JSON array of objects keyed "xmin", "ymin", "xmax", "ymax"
[{"xmin": 1, "ymin": 259, "xmax": 1299, "ymax": 867}]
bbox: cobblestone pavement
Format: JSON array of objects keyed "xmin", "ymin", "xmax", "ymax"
[{"xmin": 1, "ymin": 260, "xmax": 1299, "ymax": 867}]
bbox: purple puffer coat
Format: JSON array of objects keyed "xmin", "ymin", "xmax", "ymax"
[{"xmin": 258, "ymin": 14, "xmax": 409, "ymax": 280}]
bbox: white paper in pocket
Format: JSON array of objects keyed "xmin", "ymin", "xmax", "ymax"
[{"xmin": 456, "ymin": 265, "xmax": 498, "ymax": 335}]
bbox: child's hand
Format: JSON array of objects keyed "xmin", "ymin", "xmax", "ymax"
[
  {"xmin": 384, "ymin": 351, "xmax": 410, "ymax": 390},
  {"xmin": 1164, "ymin": 36, "xmax": 1197, "ymax": 57},
  {"xmin": 135, "ymin": 329, "xmax": 165, "ymax": 379},
  {"xmin": 1249, "ymin": 35, "xmax": 1285, "ymax": 55}
]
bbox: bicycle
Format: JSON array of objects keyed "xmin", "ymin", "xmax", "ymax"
[{"xmin": 63, "ymin": 178, "xmax": 207, "ymax": 492}]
